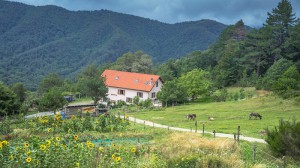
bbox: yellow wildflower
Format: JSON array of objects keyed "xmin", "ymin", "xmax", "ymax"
[
  {"xmin": 2, "ymin": 140, "xmax": 8, "ymax": 145},
  {"xmin": 74, "ymin": 135, "xmax": 78, "ymax": 141},
  {"xmin": 111, "ymin": 154, "xmax": 115, "ymax": 159},
  {"xmin": 47, "ymin": 128, "xmax": 51, "ymax": 132},
  {"xmin": 40, "ymin": 144, "xmax": 46, "ymax": 151},
  {"xmin": 55, "ymin": 137, "xmax": 60, "ymax": 141},
  {"xmin": 98, "ymin": 147, "xmax": 104, "ymax": 152},
  {"xmin": 24, "ymin": 142, "xmax": 29, "ymax": 148},
  {"xmin": 131, "ymin": 147, "xmax": 136, "ymax": 153},
  {"xmin": 115, "ymin": 156, "xmax": 121, "ymax": 162},
  {"xmin": 26, "ymin": 157, "xmax": 32, "ymax": 163},
  {"xmin": 10, "ymin": 155, "xmax": 14, "ymax": 160}
]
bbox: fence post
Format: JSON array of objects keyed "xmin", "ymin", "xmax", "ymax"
[
  {"xmin": 234, "ymin": 133, "xmax": 236, "ymax": 141},
  {"xmin": 213, "ymin": 130, "xmax": 216, "ymax": 138},
  {"xmin": 195, "ymin": 121, "xmax": 198, "ymax": 133},
  {"xmin": 144, "ymin": 120, "xmax": 145, "ymax": 129},
  {"xmin": 282, "ymin": 156, "xmax": 285, "ymax": 168},
  {"xmin": 168, "ymin": 126, "xmax": 170, "ymax": 131},
  {"xmin": 202, "ymin": 124, "xmax": 205, "ymax": 136},
  {"xmin": 253, "ymin": 144, "xmax": 256, "ymax": 163},
  {"xmin": 134, "ymin": 117, "xmax": 136, "ymax": 125},
  {"xmin": 237, "ymin": 125, "xmax": 240, "ymax": 142}
]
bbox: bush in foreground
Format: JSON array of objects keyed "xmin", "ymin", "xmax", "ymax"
[{"xmin": 265, "ymin": 118, "xmax": 300, "ymax": 159}]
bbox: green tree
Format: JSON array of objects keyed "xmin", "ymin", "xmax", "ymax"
[
  {"xmin": 213, "ymin": 40, "xmax": 241, "ymax": 87},
  {"xmin": 111, "ymin": 51, "xmax": 153, "ymax": 74},
  {"xmin": 265, "ymin": 0, "xmax": 298, "ymax": 62},
  {"xmin": 243, "ymin": 27, "xmax": 273, "ymax": 78},
  {"xmin": 285, "ymin": 22, "xmax": 300, "ymax": 62},
  {"xmin": 0, "ymin": 82, "xmax": 21, "ymax": 116},
  {"xmin": 272, "ymin": 65, "xmax": 300, "ymax": 98},
  {"xmin": 157, "ymin": 79, "xmax": 188, "ymax": 106},
  {"xmin": 10, "ymin": 82, "xmax": 27, "ymax": 103},
  {"xmin": 156, "ymin": 59, "xmax": 178, "ymax": 82},
  {"xmin": 262, "ymin": 58, "xmax": 293, "ymax": 89},
  {"xmin": 179, "ymin": 69, "xmax": 212, "ymax": 101},
  {"xmin": 38, "ymin": 73, "xmax": 64, "ymax": 95},
  {"xmin": 38, "ymin": 88, "xmax": 67, "ymax": 112},
  {"xmin": 77, "ymin": 64, "xmax": 108, "ymax": 104}
]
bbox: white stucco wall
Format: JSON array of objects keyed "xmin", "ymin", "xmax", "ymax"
[
  {"xmin": 149, "ymin": 79, "xmax": 163, "ymax": 100},
  {"xmin": 107, "ymin": 87, "xmax": 149, "ymax": 103},
  {"xmin": 106, "ymin": 78, "xmax": 163, "ymax": 104}
]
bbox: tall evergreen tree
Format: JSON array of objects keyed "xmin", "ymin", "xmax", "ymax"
[
  {"xmin": 285, "ymin": 22, "xmax": 300, "ymax": 62},
  {"xmin": 243, "ymin": 27, "xmax": 273, "ymax": 78},
  {"xmin": 265, "ymin": 0, "xmax": 298, "ymax": 62}
]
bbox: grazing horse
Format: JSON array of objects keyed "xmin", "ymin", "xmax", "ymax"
[
  {"xmin": 249, "ymin": 112, "xmax": 262, "ymax": 120},
  {"xmin": 186, "ymin": 114, "xmax": 196, "ymax": 120}
]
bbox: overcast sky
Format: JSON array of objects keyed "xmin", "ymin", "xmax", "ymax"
[{"xmin": 8, "ymin": 0, "xmax": 300, "ymax": 27}]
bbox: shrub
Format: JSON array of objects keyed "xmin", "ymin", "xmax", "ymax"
[
  {"xmin": 265, "ymin": 119, "xmax": 300, "ymax": 158},
  {"xmin": 233, "ymin": 92, "xmax": 239, "ymax": 101},
  {"xmin": 0, "ymin": 116, "xmax": 13, "ymax": 135},
  {"xmin": 212, "ymin": 88, "xmax": 228, "ymax": 102},
  {"xmin": 239, "ymin": 88, "xmax": 245, "ymax": 99},
  {"xmin": 139, "ymin": 99, "xmax": 153, "ymax": 108},
  {"xmin": 133, "ymin": 96, "xmax": 140, "ymax": 105}
]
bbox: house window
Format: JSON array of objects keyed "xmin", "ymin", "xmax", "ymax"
[
  {"xmin": 156, "ymin": 81, "xmax": 158, "ymax": 87},
  {"xmin": 118, "ymin": 89, "xmax": 125, "ymax": 95},
  {"xmin": 137, "ymin": 92, "xmax": 143, "ymax": 98},
  {"xmin": 151, "ymin": 92, "xmax": 156, "ymax": 98},
  {"xmin": 126, "ymin": 97, "xmax": 132, "ymax": 103}
]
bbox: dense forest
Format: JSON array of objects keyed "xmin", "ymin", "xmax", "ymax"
[{"xmin": 0, "ymin": 1, "xmax": 227, "ymax": 90}]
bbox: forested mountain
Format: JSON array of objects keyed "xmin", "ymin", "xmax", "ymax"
[{"xmin": 0, "ymin": 1, "xmax": 226, "ymax": 90}]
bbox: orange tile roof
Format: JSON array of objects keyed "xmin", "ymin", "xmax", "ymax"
[{"xmin": 101, "ymin": 70, "xmax": 161, "ymax": 92}]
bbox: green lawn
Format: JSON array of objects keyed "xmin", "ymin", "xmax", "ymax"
[{"xmin": 126, "ymin": 94, "xmax": 300, "ymax": 138}]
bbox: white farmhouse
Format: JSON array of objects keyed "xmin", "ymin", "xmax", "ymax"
[{"xmin": 101, "ymin": 70, "xmax": 163, "ymax": 105}]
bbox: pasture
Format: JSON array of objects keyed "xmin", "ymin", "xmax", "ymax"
[{"xmin": 126, "ymin": 94, "xmax": 300, "ymax": 138}]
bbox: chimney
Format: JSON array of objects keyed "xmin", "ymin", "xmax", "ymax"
[{"xmin": 150, "ymin": 78, "xmax": 153, "ymax": 85}]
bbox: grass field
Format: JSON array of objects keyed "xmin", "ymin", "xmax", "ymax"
[{"xmin": 125, "ymin": 93, "xmax": 300, "ymax": 138}]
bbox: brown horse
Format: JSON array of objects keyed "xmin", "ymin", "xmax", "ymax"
[
  {"xmin": 249, "ymin": 112, "xmax": 262, "ymax": 120},
  {"xmin": 186, "ymin": 114, "xmax": 196, "ymax": 120}
]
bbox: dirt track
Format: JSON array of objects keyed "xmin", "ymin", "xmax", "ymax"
[{"xmin": 125, "ymin": 116, "xmax": 266, "ymax": 144}]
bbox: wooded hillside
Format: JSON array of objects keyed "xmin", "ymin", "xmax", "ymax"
[{"xmin": 0, "ymin": 1, "xmax": 226, "ymax": 90}]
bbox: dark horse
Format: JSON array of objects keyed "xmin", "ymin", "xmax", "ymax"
[
  {"xmin": 249, "ymin": 112, "xmax": 262, "ymax": 120},
  {"xmin": 186, "ymin": 114, "xmax": 197, "ymax": 120}
]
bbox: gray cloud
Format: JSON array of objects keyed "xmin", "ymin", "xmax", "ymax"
[{"xmin": 7, "ymin": 0, "xmax": 300, "ymax": 27}]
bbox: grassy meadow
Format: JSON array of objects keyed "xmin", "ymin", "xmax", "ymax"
[{"xmin": 125, "ymin": 90, "xmax": 300, "ymax": 138}]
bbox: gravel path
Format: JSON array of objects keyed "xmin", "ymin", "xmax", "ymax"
[{"xmin": 126, "ymin": 116, "xmax": 267, "ymax": 144}]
